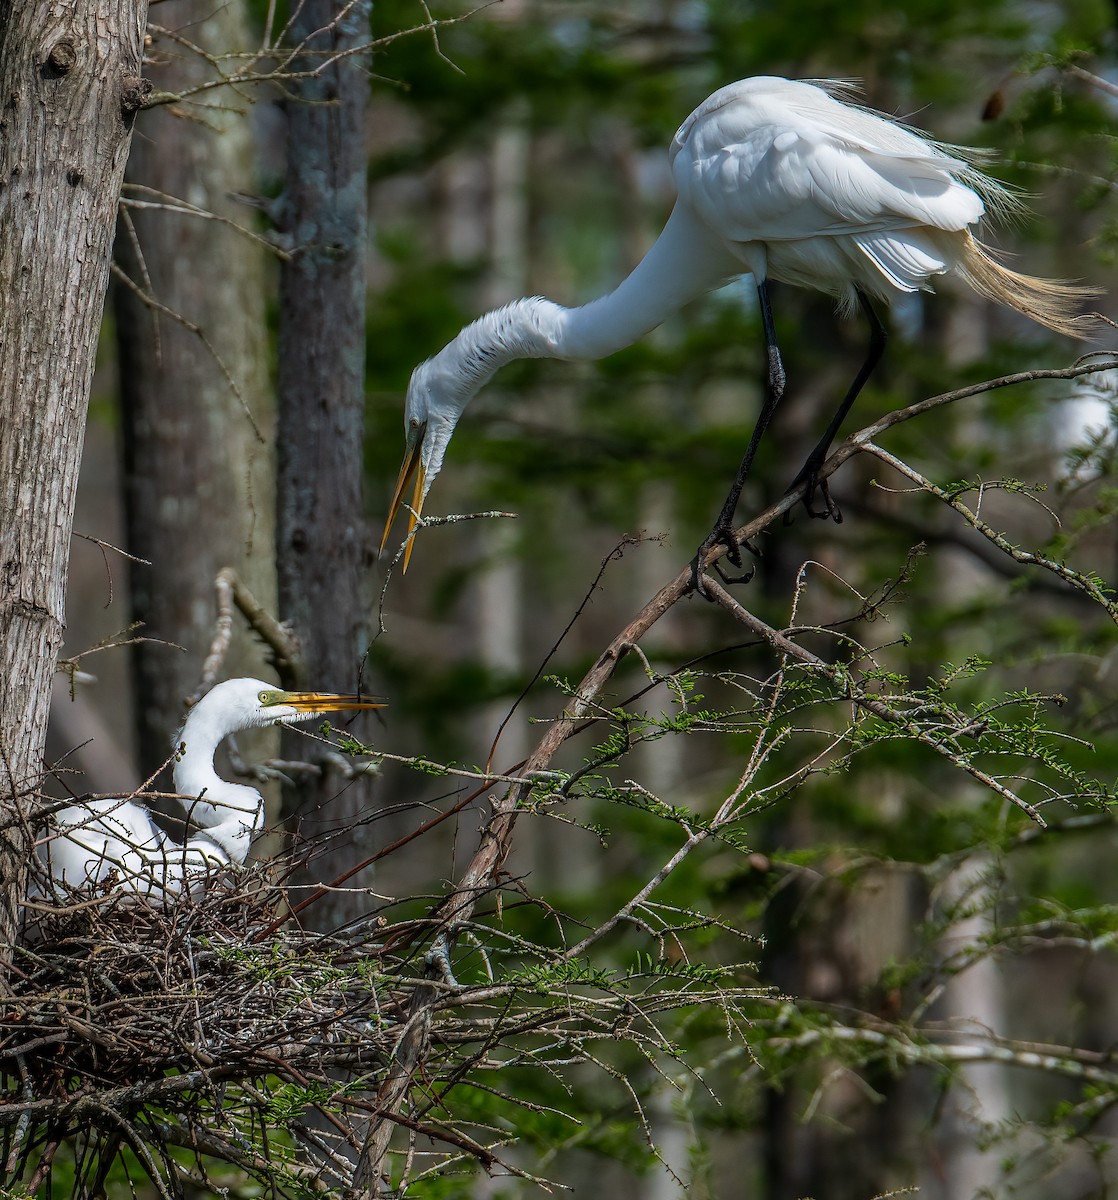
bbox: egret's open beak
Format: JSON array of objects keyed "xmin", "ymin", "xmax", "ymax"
[
  {"xmin": 379, "ymin": 429, "xmax": 426, "ymax": 574},
  {"xmin": 268, "ymin": 691, "xmax": 387, "ymax": 714}
]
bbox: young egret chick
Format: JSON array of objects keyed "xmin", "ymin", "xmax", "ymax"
[
  {"xmin": 380, "ymin": 75, "xmax": 1097, "ymax": 582},
  {"xmin": 34, "ymin": 678, "xmax": 384, "ymax": 900}
]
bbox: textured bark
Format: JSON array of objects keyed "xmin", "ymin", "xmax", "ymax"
[
  {"xmin": 276, "ymin": 0, "xmax": 374, "ymax": 931},
  {"xmin": 0, "ymin": 0, "xmax": 148, "ymax": 961},
  {"xmin": 115, "ymin": 0, "xmax": 274, "ymax": 780}
]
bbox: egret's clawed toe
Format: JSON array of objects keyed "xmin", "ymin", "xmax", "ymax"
[
  {"xmin": 690, "ymin": 526, "xmax": 760, "ymax": 598},
  {"xmin": 785, "ymin": 458, "xmax": 843, "ymax": 525}
]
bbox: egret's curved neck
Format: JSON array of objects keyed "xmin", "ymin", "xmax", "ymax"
[
  {"xmin": 436, "ymin": 203, "xmax": 735, "ymax": 396},
  {"xmin": 555, "ymin": 203, "xmax": 735, "ymax": 359},
  {"xmin": 434, "ymin": 297, "xmax": 560, "ymax": 398},
  {"xmin": 172, "ymin": 706, "xmax": 263, "ymax": 827}
]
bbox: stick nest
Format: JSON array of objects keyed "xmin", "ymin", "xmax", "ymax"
[{"xmin": 1, "ymin": 867, "xmax": 411, "ymax": 1194}]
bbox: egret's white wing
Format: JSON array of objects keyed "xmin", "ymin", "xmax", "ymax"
[
  {"xmin": 851, "ymin": 230, "xmax": 957, "ymax": 292},
  {"xmin": 676, "ymin": 125, "xmax": 984, "ymax": 244},
  {"xmin": 35, "ymin": 799, "xmax": 233, "ymax": 900},
  {"xmin": 672, "ymin": 77, "xmax": 988, "ymax": 246},
  {"xmin": 673, "ymin": 77, "xmax": 987, "ymax": 182}
]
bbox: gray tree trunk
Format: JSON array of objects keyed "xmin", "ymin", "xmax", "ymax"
[
  {"xmin": 0, "ymin": 0, "xmax": 149, "ymax": 960},
  {"xmin": 276, "ymin": 0, "xmax": 373, "ymax": 931},
  {"xmin": 115, "ymin": 0, "xmax": 275, "ymax": 782}
]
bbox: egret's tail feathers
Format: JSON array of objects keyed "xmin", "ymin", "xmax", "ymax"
[{"xmin": 959, "ymin": 233, "xmax": 1101, "ymax": 339}]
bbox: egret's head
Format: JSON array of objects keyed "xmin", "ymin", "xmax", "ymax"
[
  {"xmin": 193, "ymin": 677, "xmax": 386, "ymax": 734},
  {"xmin": 379, "ymin": 357, "xmax": 466, "ymax": 571},
  {"xmin": 254, "ymin": 684, "xmax": 386, "ymax": 725}
]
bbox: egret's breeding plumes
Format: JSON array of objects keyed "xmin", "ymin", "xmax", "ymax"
[
  {"xmin": 380, "ymin": 75, "xmax": 1098, "ymax": 581},
  {"xmin": 34, "ymin": 678, "xmax": 384, "ymax": 901}
]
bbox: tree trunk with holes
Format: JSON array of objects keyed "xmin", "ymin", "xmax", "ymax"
[
  {"xmin": 0, "ymin": 0, "xmax": 150, "ymax": 965},
  {"xmin": 276, "ymin": 0, "xmax": 374, "ymax": 932},
  {"xmin": 114, "ymin": 0, "xmax": 275, "ymax": 783}
]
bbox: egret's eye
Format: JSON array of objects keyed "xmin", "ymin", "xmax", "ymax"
[
  {"xmin": 258, "ymin": 690, "xmax": 270, "ymax": 703},
  {"xmin": 408, "ymin": 417, "xmax": 421, "ymax": 430}
]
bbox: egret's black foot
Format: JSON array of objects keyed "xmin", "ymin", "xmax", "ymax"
[
  {"xmin": 690, "ymin": 526, "xmax": 760, "ymax": 598},
  {"xmin": 784, "ymin": 458, "xmax": 843, "ymax": 525}
]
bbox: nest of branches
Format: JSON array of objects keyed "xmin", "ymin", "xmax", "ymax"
[
  {"xmin": 1, "ymin": 866, "xmax": 416, "ymax": 1195},
  {"xmin": 0, "ymin": 847, "xmax": 750, "ymax": 1198}
]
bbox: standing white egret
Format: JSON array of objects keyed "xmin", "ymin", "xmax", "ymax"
[
  {"xmin": 380, "ymin": 76, "xmax": 1095, "ymax": 583},
  {"xmin": 34, "ymin": 678, "xmax": 384, "ymax": 900}
]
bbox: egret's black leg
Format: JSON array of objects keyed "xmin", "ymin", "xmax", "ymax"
[
  {"xmin": 786, "ymin": 290, "xmax": 887, "ymax": 521},
  {"xmin": 691, "ymin": 279, "xmax": 785, "ymax": 594}
]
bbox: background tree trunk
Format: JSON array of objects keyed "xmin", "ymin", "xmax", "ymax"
[
  {"xmin": 0, "ymin": 0, "xmax": 148, "ymax": 958},
  {"xmin": 115, "ymin": 0, "xmax": 275, "ymax": 783},
  {"xmin": 276, "ymin": 0, "xmax": 374, "ymax": 931}
]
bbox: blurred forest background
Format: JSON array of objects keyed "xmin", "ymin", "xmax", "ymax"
[{"xmin": 39, "ymin": 0, "xmax": 1118, "ymax": 1195}]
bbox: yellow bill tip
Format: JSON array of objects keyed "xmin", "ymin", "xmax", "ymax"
[
  {"xmin": 382, "ymin": 442, "xmax": 429, "ymax": 572},
  {"xmin": 400, "ymin": 460, "xmax": 427, "ymax": 575}
]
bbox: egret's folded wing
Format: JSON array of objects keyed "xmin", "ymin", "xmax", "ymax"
[{"xmin": 675, "ymin": 124, "xmax": 985, "ymax": 245}]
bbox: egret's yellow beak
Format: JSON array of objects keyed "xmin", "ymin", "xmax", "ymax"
[
  {"xmin": 379, "ymin": 430, "xmax": 426, "ymax": 573},
  {"xmin": 266, "ymin": 691, "xmax": 387, "ymax": 713}
]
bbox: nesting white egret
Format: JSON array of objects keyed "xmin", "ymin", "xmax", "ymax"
[{"xmin": 35, "ymin": 678, "xmax": 384, "ymax": 900}]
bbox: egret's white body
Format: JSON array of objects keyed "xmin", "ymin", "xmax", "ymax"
[
  {"xmin": 670, "ymin": 79, "xmax": 990, "ymax": 299},
  {"xmin": 37, "ymin": 797, "xmax": 250, "ymax": 899},
  {"xmin": 381, "ymin": 76, "xmax": 1093, "ymax": 574},
  {"xmin": 34, "ymin": 678, "xmax": 382, "ymax": 901}
]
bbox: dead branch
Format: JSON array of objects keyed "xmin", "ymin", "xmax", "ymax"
[{"xmin": 194, "ymin": 567, "xmax": 300, "ymax": 702}]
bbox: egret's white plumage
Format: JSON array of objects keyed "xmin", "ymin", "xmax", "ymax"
[
  {"xmin": 381, "ymin": 76, "xmax": 1095, "ymax": 575},
  {"xmin": 672, "ymin": 80, "xmax": 986, "ymax": 295},
  {"xmin": 36, "ymin": 797, "xmax": 251, "ymax": 899},
  {"xmin": 34, "ymin": 678, "xmax": 383, "ymax": 901}
]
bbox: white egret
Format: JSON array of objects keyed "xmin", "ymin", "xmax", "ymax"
[
  {"xmin": 380, "ymin": 76, "xmax": 1096, "ymax": 583},
  {"xmin": 34, "ymin": 678, "xmax": 384, "ymax": 900}
]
